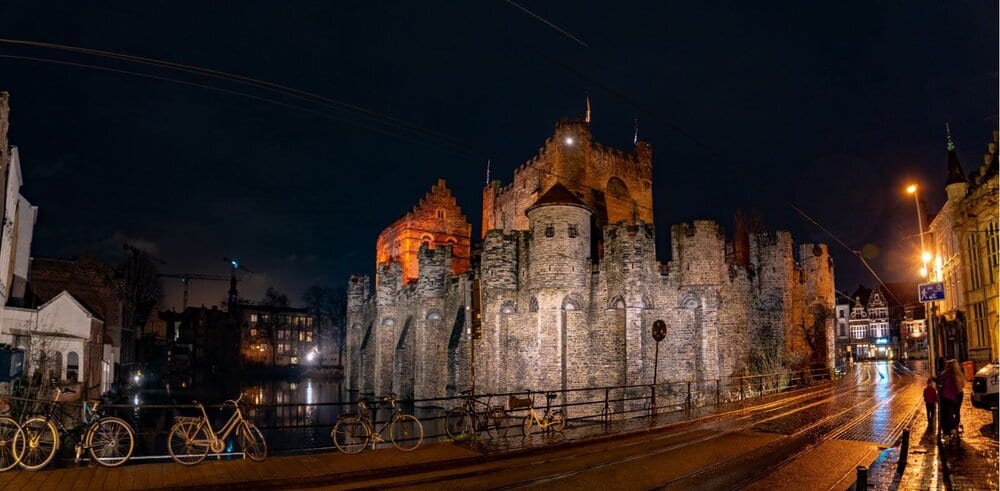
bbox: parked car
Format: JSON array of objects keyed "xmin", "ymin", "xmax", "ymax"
[{"xmin": 971, "ymin": 361, "xmax": 999, "ymax": 409}]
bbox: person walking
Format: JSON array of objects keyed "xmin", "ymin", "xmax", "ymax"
[
  {"xmin": 923, "ymin": 378, "xmax": 937, "ymax": 426},
  {"xmin": 938, "ymin": 358, "xmax": 965, "ymax": 438}
]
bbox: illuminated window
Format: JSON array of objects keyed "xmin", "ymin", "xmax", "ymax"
[
  {"xmin": 250, "ymin": 328, "xmax": 257, "ymax": 337},
  {"xmin": 306, "ymin": 331, "xmax": 313, "ymax": 342},
  {"xmin": 299, "ymin": 332, "xmax": 305, "ymax": 341},
  {"xmin": 968, "ymin": 233, "xmax": 983, "ymax": 290},
  {"xmin": 250, "ymin": 314, "xmax": 258, "ymax": 323}
]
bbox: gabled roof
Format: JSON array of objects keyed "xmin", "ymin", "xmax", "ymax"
[
  {"xmin": 38, "ymin": 290, "xmax": 99, "ymax": 320},
  {"xmin": 946, "ymin": 123, "xmax": 968, "ymax": 185},
  {"xmin": 525, "ymin": 182, "xmax": 589, "ymax": 214}
]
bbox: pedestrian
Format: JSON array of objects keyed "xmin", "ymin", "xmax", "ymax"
[
  {"xmin": 938, "ymin": 358, "xmax": 965, "ymax": 437},
  {"xmin": 923, "ymin": 377, "xmax": 937, "ymax": 426}
]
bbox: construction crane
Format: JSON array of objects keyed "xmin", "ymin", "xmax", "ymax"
[
  {"xmin": 222, "ymin": 257, "xmax": 254, "ymax": 306},
  {"xmin": 159, "ymin": 273, "xmax": 239, "ymax": 310}
]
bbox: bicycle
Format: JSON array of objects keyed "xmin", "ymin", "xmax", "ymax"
[
  {"xmin": 167, "ymin": 393, "xmax": 267, "ymax": 465},
  {"xmin": 515, "ymin": 391, "xmax": 565, "ymax": 436},
  {"xmin": 0, "ymin": 396, "xmax": 23, "ymax": 471},
  {"xmin": 445, "ymin": 389, "xmax": 509, "ymax": 441},
  {"xmin": 15, "ymin": 385, "xmax": 135, "ymax": 470},
  {"xmin": 331, "ymin": 393, "xmax": 423, "ymax": 454}
]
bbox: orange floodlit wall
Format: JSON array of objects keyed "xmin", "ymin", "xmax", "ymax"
[{"xmin": 376, "ymin": 179, "xmax": 472, "ymax": 283}]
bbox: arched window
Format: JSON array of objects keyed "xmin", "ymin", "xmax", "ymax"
[
  {"xmin": 529, "ymin": 297, "xmax": 539, "ymax": 313},
  {"xmin": 501, "ymin": 301, "xmax": 517, "ymax": 315},
  {"xmin": 607, "ymin": 177, "xmax": 630, "ymax": 199},
  {"xmin": 426, "ymin": 310, "xmax": 443, "ymax": 321},
  {"xmin": 67, "ymin": 352, "xmax": 79, "ymax": 382},
  {"xmin": 610, "ymin": 297, "xmax": 625, "ymax": 309},
  {"xmin": 562, "ymin": 296, "xmax": 582, "ymax": 311}
]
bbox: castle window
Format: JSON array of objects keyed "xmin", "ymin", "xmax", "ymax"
[
  {"xmin": 568, "ymin": 225, "xmax": 578, "ymax": 238},
  {"xmin": 545, "ymin": 225, "xmax": 555, "ymax": 237},
  {"xmin": 529, "ymin": 297, "xmax": 538, "ymax": 313},
  {"xmin": 607, "ymin": 177, "xmax": 630, "ymax": 199},
  {"xmin": 501, "ymin": 301, "xmax": 516, "ymax": 315},
  {"xmin": 437, "ymin": 210, "xmax": 445, "ymax": 219}
]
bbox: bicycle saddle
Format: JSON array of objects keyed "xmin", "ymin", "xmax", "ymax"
[
  {"xmin": 60, "ymin": 387, "xmax": 76, "ymax": 395},
  {"xmin": 545, "ymin": 393, "xmax": 558, "ymax": 399}
]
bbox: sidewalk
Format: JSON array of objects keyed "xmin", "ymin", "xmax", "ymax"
[{"xmin": 866, "ymin": 391, "xmax": 999, "ymax": 490}]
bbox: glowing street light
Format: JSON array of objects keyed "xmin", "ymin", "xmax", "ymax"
[{"xmin": 905, "ymin": 183, "xmax": 937, "ymax": 376}]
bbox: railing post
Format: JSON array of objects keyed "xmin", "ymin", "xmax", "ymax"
[
  {"xmin": 715, "ymin": 379, "xmax": 720, "ymax": 406},
  {"xmin": 649, "ymin": 384, "xmax": 656, "ymax": 417},
  {"xmin": 686, "ymin": 381, "xmax": 691, "ymax": 412},
  {"xmin": 739, "ymin": 376, "xmax": 744, "ymax": 401},
  {"xmin": 854, "ymin": 465, "xmax": 868, "ymax": 491},
  {"xmin": 603, "ymin": 387, "xmax": 611, "ymax": 426}
]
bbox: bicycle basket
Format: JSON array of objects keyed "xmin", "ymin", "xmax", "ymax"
[{"xmin": 508, "ymin": 395, "xmax": 532, "ymax": 410}]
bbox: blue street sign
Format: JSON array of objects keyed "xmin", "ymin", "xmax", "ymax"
[{"xmin": 918, "ymin": 282, "xmax": 945, "ymax": 303}]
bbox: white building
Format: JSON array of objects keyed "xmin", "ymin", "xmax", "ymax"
[{"xmin": 0, "ymin": 291, "xmax": 118, "ymax": 395}]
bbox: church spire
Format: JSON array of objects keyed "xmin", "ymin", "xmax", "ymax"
[
  {"xmin": 633, "ymin": 116, "xmax": 639, "ymax": 145},
  {"xmin": 585, "ymin": 94, "xmax": 591, "ymax": 123},
  {"xmin": 485, "ymin": 158, "xmax": 491, "ymax": 186},
  {"xmin": 945, "ymin": 122, "xmax": 967, "ymax": 185}
]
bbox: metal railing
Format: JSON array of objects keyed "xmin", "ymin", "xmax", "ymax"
[{"xmin": 0, "ymin": 366, "xmax": 840, "ymax": 461}]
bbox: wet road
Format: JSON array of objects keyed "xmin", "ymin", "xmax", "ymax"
[{"xmin": 334, "ymin": 361, "xmax": 924, "ymax": 490}]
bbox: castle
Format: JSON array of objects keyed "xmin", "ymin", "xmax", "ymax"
[{"xmin": 346, "ymin": 117, "xmax": 836, "ymax": 401}]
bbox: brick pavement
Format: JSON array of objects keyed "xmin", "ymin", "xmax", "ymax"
[{"xmin": 867, "ymin": 387, "xmax": 999, "ymax": 490}]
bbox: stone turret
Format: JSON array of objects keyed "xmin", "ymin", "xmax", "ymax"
[
  {"xmin": 526, "ymin": 183, "xmax": 592, "ymax": 291},
  {"xmin": 671, "ymin": 221, "xmax": 726, "ymax": 287}
]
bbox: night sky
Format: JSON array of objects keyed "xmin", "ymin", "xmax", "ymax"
[{"xmin": 1, "ymin": 2, "xmax": 997, "ymax": 310}]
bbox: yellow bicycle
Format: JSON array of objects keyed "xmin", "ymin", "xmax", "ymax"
[{"xmin": 167, "ymin": 393, "xmax": 266, "ymax": 465}]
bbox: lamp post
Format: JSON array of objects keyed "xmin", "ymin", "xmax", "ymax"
[{"xmin": 907, "ymin": 184, "xmax": 936, "ymax": 377}]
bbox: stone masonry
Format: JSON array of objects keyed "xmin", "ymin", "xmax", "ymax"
[{"xmin": 346, "ymin": 118, "xmax": 836, "ymax": 404}]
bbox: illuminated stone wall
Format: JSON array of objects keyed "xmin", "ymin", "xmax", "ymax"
[
  {"xmin": 375, "ymin": 179, "xmax": 471, "ymax": 284},
  {"xmin": 347, "ymin": 118, "xmax": 836, "ymax": 402}
]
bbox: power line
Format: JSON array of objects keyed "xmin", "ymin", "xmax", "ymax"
[
  {"xmin": 0, "ymin": 54, "xmax": 480, "ymax": 161},
  {"xmin": 504, "ymin": 1, "xmax": 589, "ymax": 48},
  {"xmin": 0, "ymin": 38, "xmax": 479, "ymax": 158},
  {"xmin": 785, "ymin": 200, "xmax": 902, "ymax": 306}
]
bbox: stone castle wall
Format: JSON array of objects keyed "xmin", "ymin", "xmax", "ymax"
[
  {"xmin": 348, "ymin": 119, "xmax": 835, "ymax": 402},
  {"xmin": 482, "ymin": 120, "xmax": 653, "ymax": 237}
]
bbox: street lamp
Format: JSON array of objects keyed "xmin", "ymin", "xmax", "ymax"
[{"xmin": 906, "ymin": 184, "xmax": 936, "ymax": 377}]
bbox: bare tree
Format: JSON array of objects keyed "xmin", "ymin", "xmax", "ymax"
[
  {"xmin": 302, "ymin": 286, "xmax": 348, "ymax": 366},
  {"xmin": 116, "ymin": 245, "xmax": 163, "ymax": 382}
]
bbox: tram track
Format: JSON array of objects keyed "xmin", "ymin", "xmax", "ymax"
[{"xmin": 336, "ymin": 371, "xmax": 901, "ymax": 490}]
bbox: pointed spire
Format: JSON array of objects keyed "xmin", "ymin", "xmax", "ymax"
[
  {"xmin": 945, "ymin": 122, "xmax": 967, "ymax": 185},
  {"xmin": 633, "ymin": 116, "xmax": 638, "ymax": 145},
  {"xmin": 585, "ymin": 94, "xmax": 591, "ymax": 123},
  {"xmin": 485, "ymin": 159, "xmax": 491, "ymax": 186}
]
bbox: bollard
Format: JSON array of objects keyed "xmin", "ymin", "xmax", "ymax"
[
  {"xmin": 855, "ymin": 465, "xmax": 868, "ymax": 491},
  {"xmin": 897, "ymin": 429, "xmax": 910, "ymax": 474}
]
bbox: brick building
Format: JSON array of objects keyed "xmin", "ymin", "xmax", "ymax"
[
  {"xmin": 376, "ymin": 179, "xmax": 471, "ymax": 283},
  {"xmin": 238, "ymin": 304, "xmax": 318, "ymax": 367},
  {"xmin": 346, "ymin": 117, "xmax": 836, "ymax": 402}
]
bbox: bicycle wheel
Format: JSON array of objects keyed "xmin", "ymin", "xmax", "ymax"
[
  {"xmin": 238, "ymin": 422, "xmax": 267, "ymax": 462},
  {"xmin": 488, "ymin": 408, "xmax": 509, "ymax": 438},
  {"xmin": 87, "ymin": 417, "xmax": 135, "ymax": 467},
  {"xmin": 16, "ymin": 417, "xmax": 58, "ymax": 470},
  {"xmin": 445, "ymin": 408, "xmax": 472, "ymax": 441},
  {"xmin": 521, "ymin": 415, "xmax": 533, "ymax": 436},
  {"xmin": 550, "ymin": 411, "xmax": 566, "ymax": 432},
  {"xmin": 168, "ymin": 420, "xmax": 209, "ymax": 465},
  {"xmin": 390, "ymin": 414, "xmax": 423, "ymax": 451},
  {"xmin": 331, "ymin": 415, "xmax": 370, "ymax": 454},
  {"xmin": 0, "ymin": 416, "xmax": 24, "ymax": 471}
]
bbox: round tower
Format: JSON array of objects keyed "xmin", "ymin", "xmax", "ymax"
[{"xmin": 526, "ymin": 183, "xmax": 592, "ymax": 289}]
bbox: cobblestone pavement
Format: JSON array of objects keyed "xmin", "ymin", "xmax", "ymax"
[{"xmin": 868, "ymin": 370, "xmax": 999, "ymax": 490}]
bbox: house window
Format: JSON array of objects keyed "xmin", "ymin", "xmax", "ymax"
[
  {"xmin": 67, "ymin": 352, "xmax": 80, "ymax": 382},
  {"xmin": 968, "ymin": 233, "xmax": 983, "ymax": 290},
  {"xmin": 568, "ymin": 225, "xmax": 578, "ymax": 238},
  {"xmin": 986, "ymin": 221, "xmax": 998, "ymax": 284},
  {"xmin": 306, "ymin": 331, "xmax": 313, "ymax": 342},
  {"xmin": 250, "ymin": 314, "xmax": 258, "ymax": 323},
  {"xmin": 545, "ymin": 225, "xmax": 555, "ymax": 237},
  {"xmin": 299, "ymin": 332, "xmax": 305, "ymax": 341},
  {"xmin": 250, "ymin": 328, "xmax": 257, "ymax": 337}
]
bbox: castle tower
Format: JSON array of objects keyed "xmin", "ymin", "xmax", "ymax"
[{"xmin": 525, "ymin": 183, "xmax": 592, "ymax": 393}]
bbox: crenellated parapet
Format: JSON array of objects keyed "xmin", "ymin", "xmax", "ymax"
[{"xmin": 671, "ymin": 221, "xmax": 726, "ymax": 287}]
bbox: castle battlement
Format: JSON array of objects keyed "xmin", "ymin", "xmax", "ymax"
[{"xmin": 349, "ymin": 114, "xmax": 836, "ymax": 401}]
